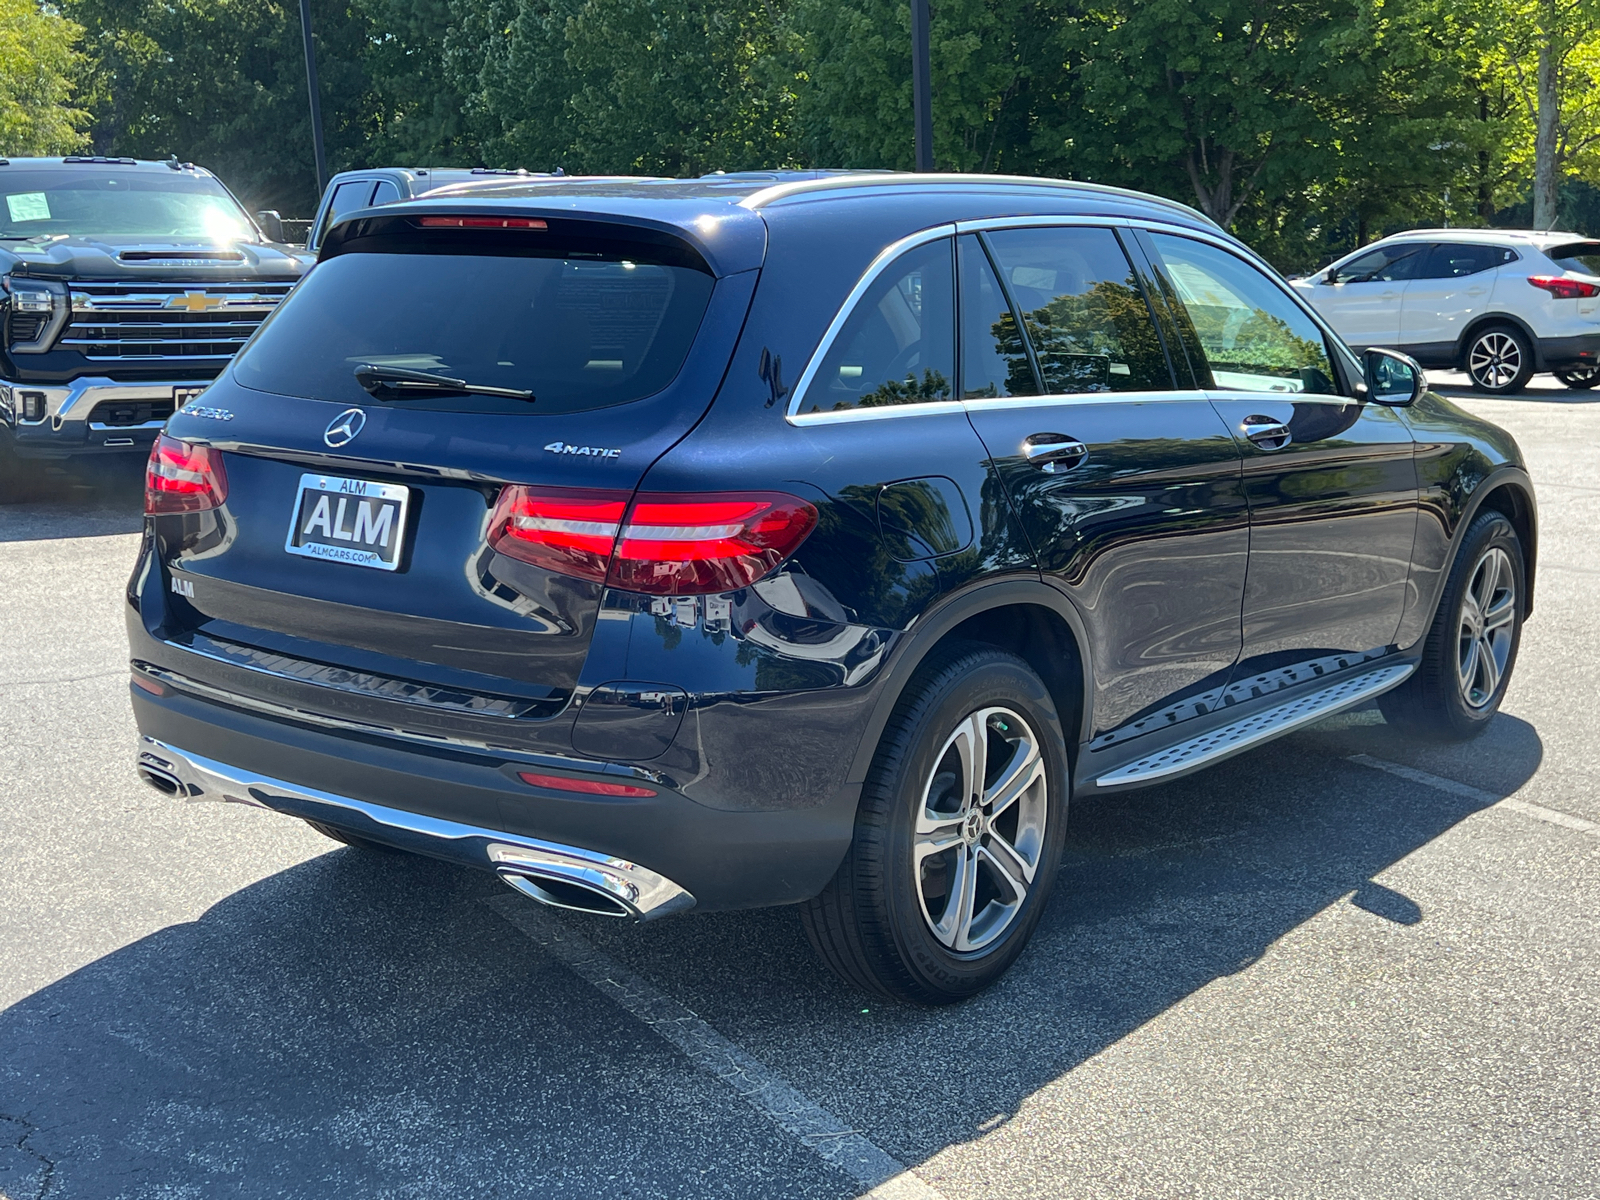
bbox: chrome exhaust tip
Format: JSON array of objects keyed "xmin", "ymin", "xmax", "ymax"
[
  {"xmin": 138, "ymin": 763, "xmax": 184, "ymax": 796},
  {"xmin": 496, "ymin": 869, "xmax": 636, "ymax": 918}
]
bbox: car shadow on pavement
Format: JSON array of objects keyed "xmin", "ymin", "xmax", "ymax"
[
  {"xmin": 0, "ymin": 459, "xmax": 145, "ymax": 542},
  {"xmin": 0, "ymin": 715, "xmax": 1544, "ymax": 1198}
]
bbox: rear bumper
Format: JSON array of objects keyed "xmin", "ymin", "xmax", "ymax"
[
  {"xmin": 2, "ymin": 377, "xmax": 205, "ymax": 458},
  {"xmin": 129, "ymin": 683, "xmax": 858, "ymax": 914},
  {"xmin": 1536, "ymin": 333, "xmax": 1600, "ymax": 372}
]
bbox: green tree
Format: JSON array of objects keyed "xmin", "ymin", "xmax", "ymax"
[{"xmin": 0, "ymin": 0, "xmax": 90, "ymax": 155}]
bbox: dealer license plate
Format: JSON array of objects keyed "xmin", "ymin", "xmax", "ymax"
[{"xmin": 284, "ymin": 473, "xmax": 410, "ymax": 571}]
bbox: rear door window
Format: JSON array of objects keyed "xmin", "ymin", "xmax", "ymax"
[
  {"xmin": 981, "ymin": 226, "xmax": 1172, "ymax": 394},
  {"xmin": 1147, "ymin": 233, "xmax": 1339, "ymax": 395},
  {"xmin": 799, "ymin": 238, "xmax": 955, "ymax": 413},
  {"xmin": 958, "ymin": 234, "xmax": 1037, "ymax": 398},
  {"xmin": 233, "ymin": 248, "xmax": 716, "ymax": 414},
  {"xmin": 1416, "ymin": 243, "xmax": 1516, "ymax": 279}
]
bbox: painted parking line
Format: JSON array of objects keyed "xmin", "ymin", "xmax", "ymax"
[
  {"xmin": 484, "ymin": 894, "xmax": 947, "ymax": 1200},
  {"xmin": 1347, "ymin": 754, "xmax": 1599, "ymax": 836}
]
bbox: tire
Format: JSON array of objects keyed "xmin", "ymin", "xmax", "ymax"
[
  {"xmin": 1555, "ymin": 365, "xmax": 1600, "ymax": 389},
  {"xmin": 1464, "ymin": 325, "xmax": 1535, "ymax": 393},
  {"xmin": 1379, "ymin": 510, "xmax": 1525, "ymax": 741},
  {"xmin": 800, "ymin": 642, "xmax": 1070, "ymax": 1004},
  {"xmin": 304, "ymin": 819, "xmax": 401, "ymax": 853}
]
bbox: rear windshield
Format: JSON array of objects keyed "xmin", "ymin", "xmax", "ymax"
[
  {"xmin": 232, "ymin": 250, "xmax": 716, "ymax": 414},
  {"xmin": 0, "ymin": 168, "xmax": 254, "ymax": 240},
  {"xmin": 1549, "ymin": 241, "xmax": 1600, "ymax": 276}
]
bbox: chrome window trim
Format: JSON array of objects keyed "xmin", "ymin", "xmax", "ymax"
[
  {"xmin": 958, "ymin": 388, "xmax": 1211, "ymax": 415},
  {"xmin": 784, "ymin": 223, "xmax": 956, "ymax": 422}
]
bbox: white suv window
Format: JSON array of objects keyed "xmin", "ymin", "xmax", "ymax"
[
  {"xmin": 1332, "ymin": 243, "xmax": 1427, "ymax": 283},
  {"xmin": 1416, "ymin": 243, "xmax": 1516, "ymax": 279}
]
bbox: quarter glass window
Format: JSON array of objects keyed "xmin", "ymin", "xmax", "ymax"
[
  {"xmin": 370, "ymin": 180, "xmax": 402, "ymax": 206},
  {"xmin": 1148, "ymin": 233, "xmax": 1339, "ymax": 395},
  {"xmin": 1331, "ymin": 243, "xmax": 1426, "ymax": 283},
  {"xmin": 1417, "ymin": 243, "xmax": 1513, "ymax": 279},
  {"xmin": 958, "ymin": 234, "xmax": 1036, "ymax": 398},
  {"xmin": 984, "ymin": 227, "xmax": 1171, "ymax": 394},
  {"xmin": 801, "ymin": 239, "xmax": 955, "ymax": 413}
]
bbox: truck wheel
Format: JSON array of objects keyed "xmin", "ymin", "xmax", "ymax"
[
  {"xmin": 800, "ymin": 643, "xmax": 1069, "ymax": 1004},
  {"xmin": 1464, "ymin": 326, "xmax": 1534, "ymax": 393},
  {"xmin": 1379, "ymin": 510, "xmax": 1524, "ymax": 741}
]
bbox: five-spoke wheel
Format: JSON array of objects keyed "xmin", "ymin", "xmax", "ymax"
[
  {"xmin": 1457, "ymin": 546, "xmax": 1517, "ymax": 709},
  {"xmin": 801, "ymin": 643, "xmax": 1069, "ymax": 1004},
  {"xmin": 915, "ymin": 706, "xmax": 1048, "ymax": 953}
]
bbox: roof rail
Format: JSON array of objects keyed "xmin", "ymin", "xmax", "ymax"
[
  {"xmin": 63, "ymin": 156, "xmax": 139, "ymax": 166},
  {"xmin": 738, "ymin": 171, "xmax": 1216, "ymax": 226}
]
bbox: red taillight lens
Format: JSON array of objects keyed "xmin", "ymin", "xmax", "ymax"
[
  {"xmin": 486, "ymin": 486, "xmax": 818, "ymax": 595},
  {"xmin": 1528, "ymin": 274, "xmax": 1600, "ymax": 299},
  {"xmin": 610, "ymin": 493, "xmax": 818, "ymax": 595},
  {"xmin": 487, "ymin": 486, "xmax": 629, "ymax": 581},
  {"xmin": 517, "ymin": 771, "xmax": 656, "ymax": 798},
  {"xmin": 145, "ymin": 433, "xmax": 227, "ymax": 515},
  {"xmin": 416, "ymin": 216, "xmax": 548, "ymax": 230}
]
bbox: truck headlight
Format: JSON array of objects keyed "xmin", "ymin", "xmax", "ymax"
[{"xmin": 3, "ymin": 277, "xmax": 68, "ymax": 353}]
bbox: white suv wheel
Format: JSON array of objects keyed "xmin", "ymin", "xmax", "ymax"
[{"xmin": 1466, "ymin": 326, "xmax": 1534, "ymax": 393}]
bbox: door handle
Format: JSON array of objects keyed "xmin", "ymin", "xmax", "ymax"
[
  {"xmin": 1022, "ymin": 433, "xmax": 1089, "ymax": 473},
  {"xmin": 1465, "ymin": 286, "xmax": 1488, "ymax": 297},
  {"xmin": 1240, "ymin": 416, "xmax": 1292, "ymax": 451}
]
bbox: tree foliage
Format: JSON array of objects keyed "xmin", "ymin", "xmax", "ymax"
[
  {"xmin": 0, "ymin": 0, "xmax": 90, "ymax": 155},
  {"xmin": 31, "ymin": 0, "xmax": 1600, "ymax": 265}
]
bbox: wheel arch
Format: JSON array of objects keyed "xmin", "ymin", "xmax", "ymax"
[
  {"xmin": 1471, "ymin": 475, "xmax": 1539, "ymax": 617},
  {"xmin": 1456, "ymin": 313, "xmax": 1542, "ymax": 369},
  {"xmin": 843, "ymin": 580, "xmax": 1092, "ymax": 788}
]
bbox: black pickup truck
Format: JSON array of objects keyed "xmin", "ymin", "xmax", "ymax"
[{"xmin": 0, "ymin": 157, "xmax": 309, "ymax": 495}]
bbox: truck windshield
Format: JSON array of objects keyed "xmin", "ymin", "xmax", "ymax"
[
  {"xmin": 0, "ymin": 169, "xmax": 255, "ymax": 240},
  {"xmin": 232, "ymin": 249, "xmax": 716, "ymax": 414}
]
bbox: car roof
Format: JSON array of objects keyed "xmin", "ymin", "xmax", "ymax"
[
  {"xmin": 329, "ymin": 170, "xmax": 1222, "ymax": 276},
  {"xmin": 1372, "ymin": 227, "xmax": 1588, "ymax": 248},
  {"xmin": 0, "ymin": 155, "xmax": 219, "ymax": 177}
]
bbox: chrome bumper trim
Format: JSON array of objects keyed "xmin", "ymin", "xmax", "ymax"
[{"xmin": 135, "ymin": 736, "xmax": 696, "ymax": 920}]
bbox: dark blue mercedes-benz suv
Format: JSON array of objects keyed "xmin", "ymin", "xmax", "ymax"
[{"xmin": 128, "ymin": 172, "xmax": 1537, "ymax": 1002}]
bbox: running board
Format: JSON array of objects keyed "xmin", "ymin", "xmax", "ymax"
[{"xmin": 1094, "ymin": 662, "xmax": 1414, "ymax": 789}]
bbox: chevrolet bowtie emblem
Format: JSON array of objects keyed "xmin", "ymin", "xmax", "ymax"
[{"xmin": 166, "ymin": 292, "xmax": 225, "ymax": 313}]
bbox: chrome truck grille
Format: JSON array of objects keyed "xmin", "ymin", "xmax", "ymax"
[{"xmin": 61, "ymin": 280, "xmax": 296, "ymax": 362}]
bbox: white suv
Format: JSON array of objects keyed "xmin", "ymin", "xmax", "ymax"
[{"xmin": 1293, "ymin": 229, "xmax": 1600, "ymax": 392}]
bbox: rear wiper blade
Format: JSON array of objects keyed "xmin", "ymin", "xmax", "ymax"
[{"xmin": 354, "ymin": 363, "xmax": 534, "ymax": 401}]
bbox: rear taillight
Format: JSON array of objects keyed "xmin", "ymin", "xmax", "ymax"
[
  {"xmin": 487, "ymin": 486, "xmax": 818, "ymax": 596},
  {"xmin": 487, "ymin": 487, "xmax": 629, "ymax": 581},
  {"xmin": 610, "ymin": 493, "xmax": 819, "ymax": 594},
  {"xmin": 145, "ymin": 433, "xmax": 227, "ymax": 514},
  {"xmin": 1528, "ymin": 274, "xmax": 1600, "ymax": 299},
  {"xmin": 416, "ymin": 216, "xmax": 548, "ymax": 230}
]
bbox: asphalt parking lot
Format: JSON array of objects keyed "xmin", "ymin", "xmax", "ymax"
[{"xmin": 1, "ymin": 374, "xmax": 1596, "ymax": 1200}]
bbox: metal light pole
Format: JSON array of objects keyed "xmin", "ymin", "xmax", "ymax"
[
  {"xmin": 298, "ymin": 0, "xmax": 329, "ymax": 195},
  {"xmin": 911, "ymin": 0, "xmax": 934, "ymax": 172}
]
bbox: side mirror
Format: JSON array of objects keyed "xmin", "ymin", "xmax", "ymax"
[
  {"xmin": 255, "ymin": 210, "xmax": 285, "ymax": 242},
  {"xmin": 1363, "ymin": 348, "xmax": 1428, "ymax": 407},
  {"xmin": 1324, "ymin": 267, "xmax": 1340, "ymax": 285}
]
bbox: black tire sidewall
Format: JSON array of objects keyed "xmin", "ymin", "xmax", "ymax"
[
  {"xmin": 1420, "ymin": 512, "xmax": 1524, "ymax": 737},
  {"xmin": 1465, "ymin": 325, "xmax": 1534, "ymax": 393},
  {"xmin": 873, "ymin": 652, "xmax": 1070, "ymax": 1000}
]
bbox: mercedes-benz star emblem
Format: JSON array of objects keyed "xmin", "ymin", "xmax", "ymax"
[{"xmin": 324, "ymin": 408, "xmax": 366, "ymax": 448}]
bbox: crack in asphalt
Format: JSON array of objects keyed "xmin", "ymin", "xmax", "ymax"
[{"xmin": 0, "ymin": 1112, "xmax": 55, "ymax": 1200}]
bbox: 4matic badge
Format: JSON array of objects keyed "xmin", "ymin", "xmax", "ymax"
[{"xmin": 544, "ymin": 441, "xmax": 621, "ymax": 459}]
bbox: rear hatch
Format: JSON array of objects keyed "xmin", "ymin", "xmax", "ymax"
[{"xmin": 136, "ymin": 205, "xmax": 763, "ymax": 747}]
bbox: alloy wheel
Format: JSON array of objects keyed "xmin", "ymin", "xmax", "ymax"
[
  {"xmin": 1457, "ymin": 546, "xmax": 1517, "ymax": 709},
  {"xmin": 914, "ymin": 706, "xmax": 1049, "ymax": 953},
  {"xmin": 1467, "ymin": 332, "xmax": 1524, "ymax": 390}
]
